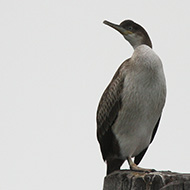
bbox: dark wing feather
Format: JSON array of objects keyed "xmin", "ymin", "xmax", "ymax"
[
  {"xmin": 96, "ymin": 61, "xmax": 128, "ymax": 161},
  {"xmin": 134, "ymin": 117, "xmax": 161, "ymax": 165}
]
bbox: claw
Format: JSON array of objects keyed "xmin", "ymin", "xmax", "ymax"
[{"xmin": 127, "ymin": 157, "xmax": 156, "ymax": 173}]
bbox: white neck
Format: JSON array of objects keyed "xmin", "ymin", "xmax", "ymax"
[{"xmin": 124, "ymin": 33, "xmax": 144, "ymax": 49}]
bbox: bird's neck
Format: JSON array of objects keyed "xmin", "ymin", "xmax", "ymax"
[
  {"xmin": 132, "ymin": 40, "xmax": 152, "ymax": 50},
  {"xmin": 125, "ymin": 34, "xmax": 152, "ymax": 49}
]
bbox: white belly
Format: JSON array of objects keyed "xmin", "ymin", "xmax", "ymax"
[{"xmin": 112, "ymin": 45, "xmax": 166, "ymax": 159}]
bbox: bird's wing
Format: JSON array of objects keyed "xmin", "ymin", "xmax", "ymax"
[
  {"xmin": 96, "ymin": 61, "xmax": 127, "ymax": 161},
  {"xmin": 134, "ymin": 117, "xmax": 161, "ymax": 165}
]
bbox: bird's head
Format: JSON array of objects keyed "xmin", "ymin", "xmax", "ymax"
[{"xmin": 103, "ymin": 20, "xmax": 152, "ymax": 49}]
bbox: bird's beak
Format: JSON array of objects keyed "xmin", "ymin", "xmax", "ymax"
[{"xmin": 103, "ymin": 20, "xmax": 132, "ymax": 35}]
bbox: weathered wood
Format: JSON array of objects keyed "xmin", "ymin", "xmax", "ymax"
[{"xmin": 103, "ymin": 170, "xmax": 190, "ymax": 190}]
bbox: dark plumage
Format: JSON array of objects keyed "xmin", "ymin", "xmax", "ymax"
[{"xmin": 97, "ymin": 20, "xmax": 166, "ymax": 175}]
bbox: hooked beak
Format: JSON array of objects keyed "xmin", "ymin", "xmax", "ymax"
[{"xmin": 103, "ymin": 20, "xmax": 132, "ymax": 35}]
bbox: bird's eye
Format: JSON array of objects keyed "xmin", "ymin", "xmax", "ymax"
[{"xmin": 128, "ymin": 26, "xmax": 133, "ymax": 30}]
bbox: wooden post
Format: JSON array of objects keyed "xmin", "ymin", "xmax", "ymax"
[{"xmin": 103, "ymin": 170, "xmax": 190, "ymax": 190}]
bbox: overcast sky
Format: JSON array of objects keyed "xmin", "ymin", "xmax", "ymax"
[{"xmin": 0, "ymin": 1, "xmax": 190, "ymax": 190}]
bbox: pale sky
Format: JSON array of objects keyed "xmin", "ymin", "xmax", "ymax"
[{"xmin": 0, "ymin": 1, "xmax": 190, "ymax": 190}]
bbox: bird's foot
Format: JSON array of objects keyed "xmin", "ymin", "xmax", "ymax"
[
  {"xmin": 127, "ymin": 157, "xmax": 156, "ymax": 173},
  {"xmin": 130, "ymin": 164, "xmax": 156, "ymax": 173}
]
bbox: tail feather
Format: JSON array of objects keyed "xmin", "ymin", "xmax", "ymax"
[{"xmin": 106, "ymin": 159, "xmax": 124, "ymax": 175}]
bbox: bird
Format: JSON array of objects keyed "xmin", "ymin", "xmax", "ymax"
[{"xmin": 96, "ymin": 19, "xmax": 166, "ymax": 175}]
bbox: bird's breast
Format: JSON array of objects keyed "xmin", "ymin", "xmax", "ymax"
[{"xmin": 112, "ymin": 45, "xmax": 166, "ymax": 158}]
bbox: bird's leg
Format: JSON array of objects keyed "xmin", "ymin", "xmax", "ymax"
[{"xmin": 127, "ymin": 157, "xmax": 155, "ymax": 173}]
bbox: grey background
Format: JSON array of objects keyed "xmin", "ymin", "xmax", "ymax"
[{"xmin": 0, "ymin": 1, "xmax": 190, "ymax": 190}]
